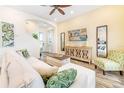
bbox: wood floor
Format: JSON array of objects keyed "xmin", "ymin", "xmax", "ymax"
[{"xmin": 71, "ymin": 59, "xmax": 124, "ymax": 88}]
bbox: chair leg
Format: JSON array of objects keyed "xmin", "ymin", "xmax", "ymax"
[
  {"xmin": 95, "ymin": 65, "xmax": 97, "ymax": 69},
  {"xmin": 120, "ymin": 71, "xmax": 123, "ymax": 76},
  {"xmin": 103, "ymin": 70, "xmax": 106, "ymax": 75}
]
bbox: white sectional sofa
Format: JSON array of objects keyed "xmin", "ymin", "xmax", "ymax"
[{"xmin": 0, "ymin": 49, "xmax": 95, "ymax": 88}]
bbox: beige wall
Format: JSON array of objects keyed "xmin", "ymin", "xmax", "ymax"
[{"xmin": 57, "ymin": 6, "xmax": 124, "ymax": 57}]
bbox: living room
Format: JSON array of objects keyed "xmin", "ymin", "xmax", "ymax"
[{"xmin": 0, "ymin": 4, "xmax": 124, "ymax": 89}]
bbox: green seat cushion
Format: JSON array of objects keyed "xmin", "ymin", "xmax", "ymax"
[
  {"xmin": 94, "ymin": 58, "xmax": 109, "ymax": 69},
  {"xmin": 46, "ymin": 68, "xmax": 77, "ymax": 88},
  {"xmin": 16, "ymin": 49, "xmax": 30, "ymax": 58},
  {"xmin": 94, "ymin": 57, "xmax": 122, "ymax": 71}
]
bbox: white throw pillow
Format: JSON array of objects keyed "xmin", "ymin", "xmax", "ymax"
[{"xmin": 27, "ymin": 57, "xmax": 58, "ymax": 77}]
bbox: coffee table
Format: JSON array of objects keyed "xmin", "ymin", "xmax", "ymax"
[{"xmin": 43, "ymin": 52, "xmax": 70, "ymax": 67}]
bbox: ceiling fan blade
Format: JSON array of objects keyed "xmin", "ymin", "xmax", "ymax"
[
  {"xmin": 57, "ymin": 8, "xmax": 65, "ymax": 15},
  {"xmin": 49, "ymin": 5, "xmax": 55, "ymax": 7},
  {"xmin": 49, "ymin": 8, "xmax": 56, "ymax": 15},
  {"xmin": 57, "ymin": 5, "xmax": 72, "ymax": 8},
  {"xmin": 40, "ymin": 5, "xmax": 47, "ymax": 6}
]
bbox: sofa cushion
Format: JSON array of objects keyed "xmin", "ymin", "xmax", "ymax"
[
  {"xmin": 46, "ymin": 68, "xmax": 77, "ymax": 88},
  {"xmin": 27, "ymin": 57, "xmax": 58, "ymax": 77},
  {"xmin": 94, "ymin": 57, "xmax": 122, "ymax": 71}
]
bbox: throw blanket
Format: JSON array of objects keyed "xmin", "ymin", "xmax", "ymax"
[{"xmin": 0, "ymin": 49, "xmax": 44, "ymax": 88}]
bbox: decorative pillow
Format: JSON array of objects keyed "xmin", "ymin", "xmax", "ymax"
[
  {"xmin": 16, "ymin": 49, "xmax": 30, "ymax": 58},
  {"xmin": 46, "ymin": 68, "xmax": 77, "ymax": 88},
  {"xmin": 27, "ymin": 57, "xmax": 59, "ymax": 77}
]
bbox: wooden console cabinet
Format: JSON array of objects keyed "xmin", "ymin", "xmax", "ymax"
[{"xmin": 65, "ymin": 46, "xmax": 92, "ymax": 64}]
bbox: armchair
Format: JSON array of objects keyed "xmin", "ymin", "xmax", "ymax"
[{"xmin": 94, "ymin": 50, "xmax": 124, "ymax": 75}]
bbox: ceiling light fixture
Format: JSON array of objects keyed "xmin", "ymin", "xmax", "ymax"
[
  {"xmin": 70, "ymin": 10, "xmax": 74, "ymax": 14},
  {"xmin": 54, "ymin": 18, "xmax": 57, "ymax": 21}
]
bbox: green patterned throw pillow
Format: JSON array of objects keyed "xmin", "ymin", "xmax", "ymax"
[
  {"xmin": 46, "ymin": 68, "xmax": 77, "ymax": 88},
  {"xmin": 17, "ymin": 49, "xmax": 30, "ymax": 58}
]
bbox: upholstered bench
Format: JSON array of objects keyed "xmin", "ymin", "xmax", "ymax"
[{"xmin": 94, "ymin": 50, "xmax": 124, "ymax": 75}]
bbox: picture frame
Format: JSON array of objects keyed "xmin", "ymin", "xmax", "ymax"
[
  {"xmin": 68, "ymin": 28, "xmax": 87, "ymax": 41},
  {"xmin": 0, "ymin": 22, "xmax": 14, "ymax": 47},
  {"xmin": 60, "ymin": 32, "xmax": 65, "ymax": 51},
  {"xmin": 96, "ymin": 25, "xmax": 108, "ymax": 58}
]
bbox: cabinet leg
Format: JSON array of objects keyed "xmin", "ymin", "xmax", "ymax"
[
  {"xmin": 95, "ymin": 65, "xmax": 97, "ymax": 69},
  {"xmin": 103, "ymin": 71, "xmax": 106, "ymax": 75},
  {"xmin": 89, "ymin": 60, "xmax": 92, "ymax": 65},
  {"xmin": 120, "ymin": 71, "xmax": 123, "ymax": 76}
]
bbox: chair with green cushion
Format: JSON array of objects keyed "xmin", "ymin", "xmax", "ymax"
[{"xmin": 94, "ymin": 50, "xmax": 124, "ymax": 75}]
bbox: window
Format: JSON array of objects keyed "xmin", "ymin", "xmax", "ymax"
[
  {"xmin": 39, "ymin": 32, "xmax": 44, "ymax": 48},
  {"xmin": 39, "ymin": 32, "xmax": 43, "ymax": 42},
  {"xmin": 48, "ymin": 30, "xmax": 54, "ymax": 43}
]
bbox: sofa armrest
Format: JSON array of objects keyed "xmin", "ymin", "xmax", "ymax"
[{"xmin": 59, "ymin": 63, "xmax": 95, "ymax": 88}]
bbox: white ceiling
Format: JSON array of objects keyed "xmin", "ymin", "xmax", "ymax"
[{"xmin": 9, "ymin": 5, "xmax": 101, "ymax": 23}]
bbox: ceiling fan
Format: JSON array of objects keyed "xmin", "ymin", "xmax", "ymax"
[{"xmin": 42, "ymin": 5, "xmax": 71, "ymax": 15}]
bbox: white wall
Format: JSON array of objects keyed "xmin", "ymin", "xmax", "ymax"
[
  {"xmin": 57, "ymin": 6, "xmax": 124, "ymax": 57},
  {"xmin": 0, "ymin": 6, "xmax": 57, "ymax": 58}
]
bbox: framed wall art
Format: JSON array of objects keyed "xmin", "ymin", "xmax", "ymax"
[
  {"xmin": 60, "ymin": 32, "xmax": 65, "ymax": 51},
  {"xmin": 96, "ymin": 25, "xmax": 108, "ymax": 58},
  {"xmin": 0, "ymin": 22, "xmax": 14, "ymax": 47},
  {"xmin": 68, "ymin": 28, "xmax": 87, "ymax": 41}
]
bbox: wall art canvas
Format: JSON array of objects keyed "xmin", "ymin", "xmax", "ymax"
[
  {"xmin": 96, "ymin": 25, "xmax": 108, "ymax": 58},
  {"xmin": 68, "ymin": 28, "xmax": 87, "ymax": 41},
  {"xmin": 1, "ymin": 22, "xmax": 14, "ymax": 47}
]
